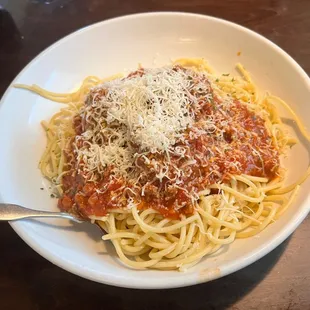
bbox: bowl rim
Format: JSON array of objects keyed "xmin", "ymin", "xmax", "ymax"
[{"xmin": 2, "ymin": 11, "xmax": 310, "ymax": 289}]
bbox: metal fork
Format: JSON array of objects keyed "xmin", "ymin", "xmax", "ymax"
[{"xmin": 0, "ymin": 203, "xmax": 84, "ymax": 223}]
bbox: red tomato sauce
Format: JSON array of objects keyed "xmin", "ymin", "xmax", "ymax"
[{"xmin": 58, "ymin": 68, "xmax": 280, "ymax": 219}]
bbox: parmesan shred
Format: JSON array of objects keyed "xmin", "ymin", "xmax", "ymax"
[
  {"xmin": 74, "ymin": 66, "xmax": 213, "ymax": 180},
  {"xmin": 64, "ymin": 65, "xmax": 280, "ymax": 218}
]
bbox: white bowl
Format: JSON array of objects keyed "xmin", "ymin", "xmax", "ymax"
[{"xmin": 0, "ymin": 12, "xmax": 310, "ymax": 289}]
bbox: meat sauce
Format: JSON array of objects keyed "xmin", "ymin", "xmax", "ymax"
[{"xmin": 58, "ymin": 69, "xmax": 280, "ymax": 219}]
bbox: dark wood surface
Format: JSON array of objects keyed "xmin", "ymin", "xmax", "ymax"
[{"xmin": 1, "ymin": 1, "xmax": 310, "ymax": 309}]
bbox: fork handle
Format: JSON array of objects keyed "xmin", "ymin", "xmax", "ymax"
[{"xmin": 0, "ymin": 203, "xmax": 83, "ymax": 223}]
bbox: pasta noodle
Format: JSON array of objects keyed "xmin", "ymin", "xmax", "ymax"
[{"xmin": 15, "ymin": 58, "xmax": 310, "ymax": 271}]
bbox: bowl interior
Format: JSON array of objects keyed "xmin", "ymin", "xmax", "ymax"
[{"xmin": 0, "ymin": 12, "xmax": 309, "ymax": 288}]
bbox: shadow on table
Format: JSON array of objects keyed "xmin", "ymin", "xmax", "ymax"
[
  {"xmin": 3, "ymin": 217, "xmax": 290, "ymax": 310},
  {"xmin": 16, "ymin": 232, "xmax": 288, "ymax": 310}
]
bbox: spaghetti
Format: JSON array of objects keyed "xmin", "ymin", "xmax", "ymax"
[{"xmin": 15, "ymin": 58, "xmax": 310, "ymax": 271}]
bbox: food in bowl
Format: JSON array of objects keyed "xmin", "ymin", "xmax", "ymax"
[{"xmin": 15, "ymin": 58, "xmax": 310, "ymax": 271}]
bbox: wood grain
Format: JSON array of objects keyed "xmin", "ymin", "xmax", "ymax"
[{"xmin": 0, "ymin": 1, "xmax": 310, "ymax": 309}]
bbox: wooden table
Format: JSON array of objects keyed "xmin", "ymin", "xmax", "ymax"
[{"xmin": 1, "ymin": 1, "xmax": 309, "ymax": 309}]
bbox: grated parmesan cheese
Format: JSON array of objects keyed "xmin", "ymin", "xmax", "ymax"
[{"xmin": 74, "ymin": 66, "xmax": 213, "ymax": 180}]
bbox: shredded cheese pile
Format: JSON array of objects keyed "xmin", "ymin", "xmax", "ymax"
[{"xmin": 74, "ymin": 66, "xmax": 213, "ymax": 180}]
